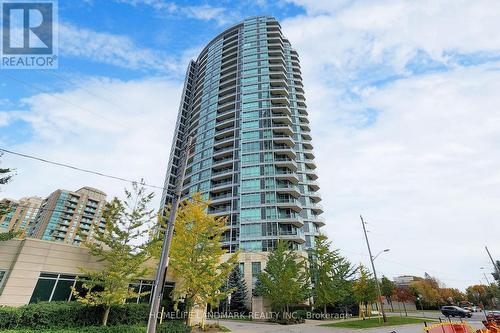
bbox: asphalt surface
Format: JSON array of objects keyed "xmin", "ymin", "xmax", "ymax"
[{"xmin": 212, "ymin": 312, "xmax": 490, "ymax": 333}]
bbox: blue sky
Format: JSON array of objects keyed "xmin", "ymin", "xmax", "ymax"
[{"xmin": 1, "ymin": 0, "xmax": 500, "ymax": 290}]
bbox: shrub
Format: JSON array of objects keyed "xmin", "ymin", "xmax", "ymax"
[
  {"xmin": 292, "ymin": 309, "xmax": 308, "ymax": 320},
  {"xmin": 0, "ymin": 306, "xmax": 20, "ymax": 329},
  {"xmin": 0, "ymin": 302, "xmax": 151, "ymax": 329},
  {"xmin": 1, "ymin": 325, "xmax": 146, "ymax": 333}
]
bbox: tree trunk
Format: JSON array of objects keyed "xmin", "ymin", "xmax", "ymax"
[
  {"xmin": 102, "ymin": 306, "xmax": 110, "ymax": 326},
  {"xmin": 324, "ymin": 304, "xmax": 327, "ymax": 316},
  {"xmin": 390, "ymin": 299, "xmax": 394, "ymax": 312},
  {"xmin": 186, "ymin": 303, "xmax": 191, "ymax": 326},
  {"xmin": 402, "ymin": 301, "xmax": 407, "ymax": 317}
]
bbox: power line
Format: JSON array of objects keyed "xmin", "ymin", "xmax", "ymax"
[
  {"xmin": 0, "ymin": 71, "xmax": 129, "ymax": 129},
  {"xmin": 4, "ymin": 35, "xmax": 133, "ymax": 113},
  {"xmin": 0, "ymin": 148, "xmax": 167, "ymax": 191}
]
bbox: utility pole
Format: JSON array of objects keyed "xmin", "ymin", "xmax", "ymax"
[
  {"xmin": 147, "ymin": 137, "xmax": 193, "ymax": 333},
  {"xmin": 485, "ymin": 246, "xmax": 500, "ymax": 280},
  {"xmin": 360, "ymin": 215, "xmax": 387, "ymax": 322}
]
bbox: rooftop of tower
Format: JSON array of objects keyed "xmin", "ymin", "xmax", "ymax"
[{"xmin": 194, "ymin": 15, "xmax": 290, "ymax": 63}]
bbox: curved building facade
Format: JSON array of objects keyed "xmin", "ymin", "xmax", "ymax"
[{"xmin": 161, "ymin": 16, "xmax": 324, "ymax": 257}]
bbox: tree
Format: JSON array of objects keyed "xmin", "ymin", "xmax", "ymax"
[
  {"xmin": 485, "ymin": 284, "xmax": 500, "ymax": 308},
  {"xmin": 309, "ymin": 234, "xmax": 354, "ymax": 315},
  {"xmin": 439, "ymin": 288, "xmax": 465, "ymax": 305},
  {"xmin": 0, "ymin": 153, "xmax": 17, "ymax": 241},
  {"xmin": 221, "ymin": 267, "xmax": 248, "ymax": 313},
  {"xmin": 169, "ymin": 193, "xmax": 238, "ymax": 326},
  {"xmin": 256, "ymin": 241, "xmax": 309, "ymax": 319},
  {"xmin": 353, "ymin": 264, "xmax": 377, "ymax": 317},
  {"xmin": 71, "ymin": 183, "xmax": 156, "ymax": 326},
  {"xmin": 410, "ymin": 279, "xmax": 441, "ymax": 309},
  {"xmin": 492, "ymin": 261, "xmax": 500, "ymax": 283},
  {"xmin": 466, "ymin": 285, "xmax": 488, "ymax": 307},
  {"xmin": 393, "ymin": 286, "xmax": 414, "ymax": 316},
  {"xmin": 380, "ymin": 276, "xmax": 396, "ymax": 311}
]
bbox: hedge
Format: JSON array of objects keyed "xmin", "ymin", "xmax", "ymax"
[
  {"xmin": 0, "ymin": 302, "xmax": 189, "ymax": 332},
  {"xmin": 1, "ymin": 322, "xmax": 190, "ymax": 333}
]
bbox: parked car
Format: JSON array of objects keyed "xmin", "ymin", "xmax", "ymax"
[
  {"xmin": 471, "ymin": 305, "xmax": 480, "ymax": 312},
  {"xmin": 486, "ymin": 310, "xmax": 500, "ymax": 321},
  {"xmin": 441, "ymin": 306, "xmax": 473, "ymax": 318}
]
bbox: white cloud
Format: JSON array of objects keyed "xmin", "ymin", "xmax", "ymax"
[
  {"xmin": 181, "ymin": 5, "xmax": 229, "ymax": 25},
  {"xmin": 281, "ymin": 0, "xmax": 500, "ymax": 289},
  {"xmin": 1, "ymin": 77, "xmax": 183, "ymax": 209},
  {"xmin": 116, "ymin": 0, "xmax": 232, "ymax": 25},
  {"xmin": 59, "ymin": 23, "xmax": 184, "ymax": 74}
]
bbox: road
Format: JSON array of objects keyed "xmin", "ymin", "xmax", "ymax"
[{"xmin": 388, "ymin": 310, "xmax": 489, "ymax": 325}]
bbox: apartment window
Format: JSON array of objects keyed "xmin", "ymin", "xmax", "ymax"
[
  {"xmin": 242, "ymin": 142, "xmax": 260, "ymax": 153},
  {"xmin": 241, "ymin": 193, "xmax": 261, "ymax": 207},
  {"xmin": 239, "ymin": 263, "xmax": 244, "ymax": 275},
  {"xmin": 240, "ymin": 241, "xmax": 261, "ymax": 251},
  {"xmin": 241, "ymin": 131, "xmax": 259, "ymax": 140},
  {"xmin": 242, "ymin": 179, "xmax": 260, "ymax": 191},
  {"xmin": 242, "ymin": 166, "xmax": 260, "ymax": 177},
  {"xmin": 241, "ymin": 208, "xmax": 261, "ymax": 221},
  {"xmin": 0, "ymin": 270, "xmax": 7, "ymax": 289},
  {"xmin": 28, "ymin": 272, "xmax": 174, "ymax": 304},
  {"xmin": 241, "ymin": 153, "xmax": 260, "ymax": 164},
  {"xmin": 251, "ymin": 262, "xmax": 261, "ymax": 294},
  {"xmin": 242, "ymin": 111, "xmax": 259, "ymax": 119},
  {"xmin": 242, "ymin": 120, "xmax": 259, "ymax": 129},
  {"xmin": 240, "ymin": 224, "xmax": 261, "ymax": 237}
]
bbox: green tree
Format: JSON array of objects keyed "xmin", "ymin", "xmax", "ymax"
[
  {"xmin": 466, "ymin": 285, "xmax": 488, "ymax": 306},
  {"xmin": 410, "ymin": 279, "xmax": 441, "ymax": 309},
  {"xmin": 71, "ymin": 183, "xmax": 156, "ymax": 326},
  {"xmin": 0, "ymin": 153, "xmax": 18, "ymax": 241},
  {"xmin": 485, "ymin": 284, "xmax": 500, "ymax": 308},
  {"xmin": 256, "ymin": 241, "xmax": 309, "ymax": 319},
  {"xmin": 492, "ymin": 261, "xmax": 500, "ymax": 283},
  {"xmin": 221, "ymin": 267, "xmax": 248, "ymax": 313},
  {"xmin": 169, "ymin": 193, "xmax": 238, "ymax": 326},
  {"xmin": 309, "ymin": 234, "xmax": 354, "ymax": 315},
  {"xmin": 353, "ymin": 264, "xmax": 377, "ymax": 317},
  {"xmin": 380, "ymin": 276, "xmax": 396, "ymax": 311}
]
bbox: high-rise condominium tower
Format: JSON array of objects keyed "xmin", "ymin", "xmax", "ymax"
[
  {"xmin": 161, "ymin": 16, "xmax": 324, "ymax": 258},
  {"xmin": 28, "ymin": 187, "xmax": 107, "ymax": 245}
]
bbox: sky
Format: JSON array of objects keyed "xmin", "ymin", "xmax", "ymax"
[{"xmin": 1, "ymin": 0, "xmax": 500, "ymax": 291}]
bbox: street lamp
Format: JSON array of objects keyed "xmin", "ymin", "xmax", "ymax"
[
  {"xmin": 360, "ymin": 216, "xmax": 387, "ymax": 323},
  {"xmin": 373, "ymin": 249, "xmax": 390, "ymax": 262},
  {"xmin": 480, "ymin": 267, "xmax": 492, "ymax": 285}
]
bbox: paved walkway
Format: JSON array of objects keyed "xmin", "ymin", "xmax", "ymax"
[{"xmin": 212, "ymin": 319, "xmax": 485, "ymax": 333}]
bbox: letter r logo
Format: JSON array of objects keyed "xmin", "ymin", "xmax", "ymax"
[{"xmin": 2, "ymin": 2, "xmax": 53, "ymax": 54}]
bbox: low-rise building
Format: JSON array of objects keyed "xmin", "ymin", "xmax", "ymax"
[
  {"xmin": 394, "ymin": 275, "xmax": 417, "ymax": 287},
  {"xmin": 0, "ymin": 238, "xmax": 175, "ymax": 307}
]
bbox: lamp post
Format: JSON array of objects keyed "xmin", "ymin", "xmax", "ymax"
[
  {"xmin": 360, "ymin": 215, "xmax": 387, "ymax": 323},
  {"xmin": 480, "ymin": 267, "xmax": 492, "ymax": 285},
  {"xmin": 147, "ymin": 137, "xmax": 193, "ymax": 333},
  {"xmin": 373, "ymin": 249, "xmax": 390, "ymax": 262}
]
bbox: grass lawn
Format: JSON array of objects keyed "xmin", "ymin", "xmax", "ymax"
[{"xmin": 320, "ymin": 316, "xmax": 434, "ymax": 329}]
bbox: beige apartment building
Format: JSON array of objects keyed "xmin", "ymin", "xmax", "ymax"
[
  {"xmin": 0, "ymin": 197, "xmax": 43, "ymax": 233},
  {"xmin": 28, "ymin": 187, "xmax": 107, "ymax": 245}
]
